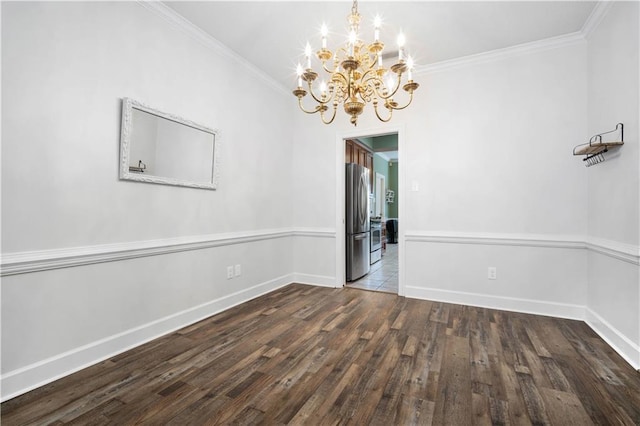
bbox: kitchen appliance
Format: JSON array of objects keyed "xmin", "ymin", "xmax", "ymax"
[
  {"xmin": 370, "ymin": 221, "xmax": 382, "ymax": 264},
  {"xmin": 346, "ymin": 163, "xmax": 370, "ymax": 281}
]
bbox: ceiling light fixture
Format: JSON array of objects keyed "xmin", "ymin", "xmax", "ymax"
[{"xmin": 293, "ymin": 0, "xmax": 419, "ymax": 126}]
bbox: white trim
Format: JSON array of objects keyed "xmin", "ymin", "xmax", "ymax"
[
  {"xmin": 0, "ymin": 273, "xmax": 293, "ymax": 402},
  {"xmin": 405, "ymin": 231, "xmax": 584, "ymax": 249},
  {"xmin": 1, "ymin": 228, "xmax": 337, "ymax": 276},
  {"xmin": 336, "ymin": 136, "xmax": 347, "ymax": 289},
  {"xmin": 405, "ymin": 286, "xmax": 585, "ymax": 321},
  {"xmin": 405, "ymin": 231, "xmax": 640, "ymax": 265},
  {"xmin": 291, "ymin": 228, "xmax": 336, "ymax": 238},
  {"xmin": 336, "ymin": 125, "xmax": 405, "ymax": 294},
  {"xmin": 291, "ymin": 273, "xmax": 337, "ymax": 288},
  {"xmin": 140, "ymin": 0, "xmax": 609, "ymax": 95},
  {"xmin": 418, "ymin": 32, "xmax": 585, "ymax": 76},
  {"xmin": 397, "ymin": 125, "xmax": 406, "ymax": 297},
  {"xmin": 586, "ymin": 236, "xmax": 640, "ymax": 265},
  {"xmin": 585, "ymin": 308, "xmax": 640, "ymax": 370},
  {"xmin": 581, "ymin": 1, "xmax": 615, "ymax": 39},
  {"xmin": 137, "ymin": 1, "xmax": 288, "ymax": 96}
]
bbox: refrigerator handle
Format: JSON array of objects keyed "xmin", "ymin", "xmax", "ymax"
[{"xmin": 354, "ymin": 233, "xmax": 368, "ymax": 240}]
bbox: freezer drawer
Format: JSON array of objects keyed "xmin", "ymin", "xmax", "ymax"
[{"xmin": 347, "ymin": 232, "xmax": 370, "ymax": 281}]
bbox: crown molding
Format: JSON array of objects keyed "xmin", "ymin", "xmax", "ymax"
[
  {"xmin": 138, "ymin": 1, "xmax": 289, "ymax": 96},
  {"xmin": 141, "ymin": 1, "xmax": 612, "ymax": 91},
  {"xmin": 418, "ymin": 31, "xmax": 585, "ymax": 76},
  {"xmin": 581, "ymin": 1, "xmax": 615, "ymax": 39}
]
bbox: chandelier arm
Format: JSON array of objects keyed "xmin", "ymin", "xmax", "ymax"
[
  {"xmin": 381, "ymin": 76, "xmax": 403, "ymax": 100},
  {"xmin": 388, "ymin": 75, "xmax": 403, "ymax": 98},
  {"xmin": 364, "ymin": 53, "xmax": 378, "ymax": 70},
  {"xmin": 305, "ymin": 81, "xmax": 333, "ymax": 105},
  {"xmin": 361, "ymin": 68, "xmax": 379, "ymax": 83},
  {"xmin": 297, "ymin": 97, "xmax": 321, "ymax": 115},
  {"xmin": 387, "ymin": 91, "xmax": 415, "ymax": 111},
  {"xmin": 320, "ymin": 103, "xmax": 338, "ymax": 124},
  {"xmin": 373, "ymin": 101, "xmax": 393, "ymax": 122},
  {"xmin": 321, "ymin": 63, "xmax": 335, "ymax": 74},
  {"xmin": 372, "ymin": 83, "xmax": 398, "ymax": 101}
]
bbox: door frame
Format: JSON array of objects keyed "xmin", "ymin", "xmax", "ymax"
[
  {"xmin": 335, "ymin": 124, "xmax": 405, "ymax": 295},
  {"xmin": 374, "ymin": 173, "xmax": 386, "ymax": 218}
]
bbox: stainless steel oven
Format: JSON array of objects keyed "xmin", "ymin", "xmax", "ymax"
[{"xmin": 370, "ymin": 221, "xmax": 382, "ymax": 264}]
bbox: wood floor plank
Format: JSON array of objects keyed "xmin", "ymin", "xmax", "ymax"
[
  {"xmin": 432, "ymin": 335, "xmax": 473, "ymax": 425},
  {"xmin": 540, "ymin": 387, "xmax": 594, "ymax": 426},
  {"xmin": 2, "ymin": 283, "xmax": 639, "ymax": 425}
]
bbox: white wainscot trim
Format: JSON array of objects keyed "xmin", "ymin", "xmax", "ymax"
[
  {"xmin": 405, "ymin": 286, "xmax": 585, "ymax": 321},
  {"xmin": 291, "ymin": 273, "xmax": 337, "ymax": 288},
  {"xmin": 0, "ymin": 273, "xmax": 293, "ymax": 402},
  {"xmin": 291, "ymin": 228, "xmax": 336, "ymax": 239},
  {"xmin": 405, "ymin": 231, "xmax": 640, "ymax": 265},
  {"xmin": 586, "ymin": 236, "xmax": 640, "ymax": 265},
  {"xmin": 291, "ymin": 228, "xmax": 337, "ymax": 287},
  {"xmin": 0, "ymin": 227, "xmax": 337, "ymax": 401},
  {"xmin": 403, "ymin": 231, "xmax": 588, "ymax": 319},
  {"xmin": 586, "ymin": 309, "xmax": 640, "ymax": 371},
  {"xmin": 404, "ymin": 231, "xmax": 585, "ymax": 249},
  {"xmin": 404, "ymin": 230, "xmax": 640, "ymax": 370},
  {"xmin": 1, "ymin": 229, "xmax": 296, "ymax": 276},
  {"xmin": 1, "ymin": 227, "xmax": 338, "ymax": 278}
]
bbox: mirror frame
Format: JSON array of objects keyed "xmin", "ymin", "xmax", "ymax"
[{"xmin": 119, "ymin": 97, "xmax": 220, "ymax": 190}]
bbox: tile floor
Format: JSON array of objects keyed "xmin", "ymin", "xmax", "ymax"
[{"xmin": 347, "ymin": 243, "xmax": 398, "ymax": 293}]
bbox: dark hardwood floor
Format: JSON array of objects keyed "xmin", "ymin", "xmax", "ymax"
[{"xmin": 2, "ymin": 283, "xmax": 639, "ymax": 425}]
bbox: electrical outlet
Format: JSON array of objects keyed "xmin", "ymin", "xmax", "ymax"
[
  {"xmin": 234, "ymin": 264, "xmax": 242, "ymax": 277},
  {"xmin": 227, "ymin": 266, "xmax": 234, "ymax": 279},
  {"xmin": 488, "ymin": 267, "xmax": 497, "ymax": 280}
]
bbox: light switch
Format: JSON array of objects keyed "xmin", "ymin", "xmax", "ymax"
[{"xmin": 411, "ymin": 181, "xmax": 419, "ymax": 191}]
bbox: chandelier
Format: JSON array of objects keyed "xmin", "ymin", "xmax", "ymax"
[{"xmin": 293, "ymin": 0, "xmax": 419, "ymax": 126}]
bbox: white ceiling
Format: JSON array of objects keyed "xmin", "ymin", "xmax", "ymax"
[{"xmin": 165, "ymin": 1, "xmax": 597, "ymax": 90}]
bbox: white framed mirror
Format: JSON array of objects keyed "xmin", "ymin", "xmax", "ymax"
[{"xmin": 119, "ymin": 98, "xmax": 220, "ymax": 190}]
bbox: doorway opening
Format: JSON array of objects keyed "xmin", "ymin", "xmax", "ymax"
[{"xmin": 343, "ymin": 133, "xmax": 399, "ymax": 294}]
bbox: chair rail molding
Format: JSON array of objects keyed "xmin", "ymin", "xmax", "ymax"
[
  {"xmin": 2, "ymin": 228, "xmax": 337, "ymax": 277},
  {"xmin": 404, "ymin": 231, "xmax": 639, "ymax": 265}
]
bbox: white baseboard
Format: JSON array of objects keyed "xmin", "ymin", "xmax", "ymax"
[
  {"xmin": 405, "ymin": 285, "xmax": 585, "ymax": 320},
  {"xmin": 0, "ymin": 274, "xmax": 293, "ymax": 402},
  {"xmin": 585, "ymin": 308, "xmax": 640, "ymax": 371},
  {"xmin": 291, "ymin": 273, "xmax": 337, "ymax": 288}
]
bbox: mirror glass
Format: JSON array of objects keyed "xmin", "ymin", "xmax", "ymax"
[{"xmin": 120, "ymin": 98, "xmax": 219, "ymax": 190}]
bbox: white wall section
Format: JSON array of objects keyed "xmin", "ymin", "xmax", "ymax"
[
  {"xmin": 585, "ymin": 1, "xmax": 640, "ymax": 369},
  {"xmin": 1, "ymin": 1, "xmax": 295, "ymax": 400}
]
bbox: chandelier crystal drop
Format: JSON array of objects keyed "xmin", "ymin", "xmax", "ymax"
[{"xmin": 292, "ymin": 0, "xmax": 419, "ymax": 126}]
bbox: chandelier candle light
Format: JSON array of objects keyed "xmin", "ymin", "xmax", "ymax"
[{"xmin": 293, "ymin": 0, "xmax": 419, "ymax": 126}]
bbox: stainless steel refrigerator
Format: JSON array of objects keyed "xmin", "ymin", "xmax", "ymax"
[{"xmin": 346, "ymin": 163, "xmax": 370, "ymax": 281}]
